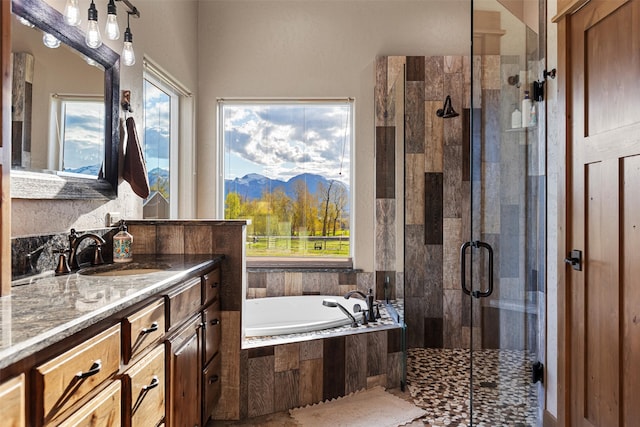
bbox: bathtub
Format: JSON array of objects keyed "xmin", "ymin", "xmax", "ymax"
[{"xmin": 244, "ymin": 295, "xmax": 368, "ymax": 337}]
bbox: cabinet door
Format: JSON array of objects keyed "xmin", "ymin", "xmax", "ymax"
[
  {"xmin": 202, "ymin": 300, "xmax": 221, "ymax": 366},
  {"xmin": 123, "ymin": 345, "xmax": 165, "ymax": 427},
  {"xmin": 166, "ymin": 315, "xmax": 201, "ymax": 427},
  {"xmin": 57, "ymin": 381, "xmax": 121, "ymax": 427},
  {"xmin": 0, "ymin": 374, "xmax": 25, "ymax": 427}
]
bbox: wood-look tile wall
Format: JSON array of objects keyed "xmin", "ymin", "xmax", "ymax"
[
  {"xmin": 126, "ymin": 219, "xmax": 247, "ymax": 420},
  {"xmin": 377, "ymin": 55, "xmax": 542, "ymax": 351},
  {"xmin": 240, "ymin": 329, "xmax": 403, "ymax": 418}
]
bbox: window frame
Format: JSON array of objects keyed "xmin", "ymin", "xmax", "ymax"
[
  {"xmin": 143, "ymin": 70, "xmax": 180, "ymax": 219},
  {"xmin": 217, "ymin": 98, "xmax": 356, "ymax": 268},
  {"xmin": 49, "ymin": 94, "xmax": 105, "ymax": 177}
]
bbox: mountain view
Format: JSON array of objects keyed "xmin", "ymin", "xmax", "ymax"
[{"xmin": 225, "ymin": 173, "xmax": 349, "ymax": 202}]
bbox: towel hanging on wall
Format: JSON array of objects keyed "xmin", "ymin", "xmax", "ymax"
[{"xmin": 123, "ymin": 116, "xmax": 150, "ymax": 198}]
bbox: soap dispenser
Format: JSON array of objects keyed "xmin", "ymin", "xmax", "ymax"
[{"xmin": 113, "ymin": 220, "xmax": 133, "ymax": 263}]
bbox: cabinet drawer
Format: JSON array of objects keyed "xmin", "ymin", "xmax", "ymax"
[
  {"xmin": 123, "ymin": 345, "xmax": 165, "ymax": 427},
  {"xmin": 166, "ymin": 278, "xmax": 202, "ymax": 330},
  {"xmin": 34, "ymin": 324, "xmax": 121, "ymax": 425},
  {"xmin": 203, "ymin": 267, "xmax": 220, "ymax": 305},
  {"xmin": 57, "ymin": 381, "xmax": 121, "ymax": 427},
  {"xmin": 122, "ymin": 299, "xmax": 165, "ymax": 364},
  {"xmin": 202, "ymin": 353, "xmax": 221, "ymax": 424},
  {"xmin": 203, "ymin": 299, "xmax": 221, "ymax": 365},
  {"xmin": 0, "ymin": 374, "xmax": 25, "ymax": 427}
]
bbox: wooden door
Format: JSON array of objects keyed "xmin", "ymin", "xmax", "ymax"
[
  {"xmin": 567, "ymin": 0, "xmax": 640, "ymax": 425},
  {"xmin": 166, "ymin": 315, "xmax": 201, "ymax": 427}
]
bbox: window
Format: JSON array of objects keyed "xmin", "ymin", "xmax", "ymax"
[
  {"xmin": 220, "ymin": 100, "xmax": 353, "ymax": 260},
  {"xmin": 51, "ymin": 96, "xmax": 104, "ymax": 177},
  {"xmin": 143, "ymin": 72, "xmax": 179, "ymax": 218}
]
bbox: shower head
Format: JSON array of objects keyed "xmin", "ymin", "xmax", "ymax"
[{"xmin": 436, "ymin": 95, "xmax": 459, "ymax": 119}]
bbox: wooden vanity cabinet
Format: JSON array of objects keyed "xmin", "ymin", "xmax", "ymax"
[
  {"xmin": 164, "ymin": 263, "xmax": 222, "ymax": 427},
  {"xmin": 0, "ymin": 374, "xmax": 26, "ymax": 427}
]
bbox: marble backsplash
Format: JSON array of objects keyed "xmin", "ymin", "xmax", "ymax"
[{"xmin": 11, "ymin": 227, "xmax": 119, "ymax": 281}]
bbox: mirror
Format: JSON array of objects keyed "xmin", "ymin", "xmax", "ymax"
[{"xmin": 10, "ymin": 0, "xmax": 120, "ymax": 199}]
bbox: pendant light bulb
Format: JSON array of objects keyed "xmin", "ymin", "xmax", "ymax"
[
  {"xmin": 122, "ymin": 27, "xmax": 136, "ymax": 66},
  {"xmin": 85, "ymin": 1, "xmax": 102, "ymax": 49},
  {"xmin": 42, "ymin": 33, "xmax": 61, "ymax": 49},
  {"xmin": 105, "ymin": 0, "xmax": 120, "ymax": 40},
  {"xmin": 64, "ymin": 0, "xmax": 81, "ymax": 27}
]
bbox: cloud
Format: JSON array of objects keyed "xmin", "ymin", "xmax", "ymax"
[{"xmin": 224, "ymin": 103, "xmax": 351, "ymax": 183}]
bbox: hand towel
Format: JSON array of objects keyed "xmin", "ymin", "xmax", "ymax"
[{"xmin": 123, "ymin": 116, "xmax": 151, "ymax": 198}]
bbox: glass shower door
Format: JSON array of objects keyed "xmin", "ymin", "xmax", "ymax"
[{"xmin": 465, "ymin": 0, "xmax": 545, "ymax": 425}]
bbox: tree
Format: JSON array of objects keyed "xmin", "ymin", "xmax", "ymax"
[
  {"xmin": 225, "ymin": 192, "xmax": 242, "ymax": 219},
  {"xmin": 331, "ymin": 183, "xmax": 348, "ymax": 236},
  {"xmin": 319, "ymin": 180, "xmax": 334, "ymax": 237}
]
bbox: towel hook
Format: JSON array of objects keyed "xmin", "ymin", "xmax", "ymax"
[{"xmin": 121, "ymin": 90, "xmax": 133, "ymax": 114}]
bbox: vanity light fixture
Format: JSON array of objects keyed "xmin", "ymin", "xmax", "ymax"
[
  {"xmin": 42, "ymin": 32, "xmax": 61, "ymax": 48},
  {"xmin": 64, "ymin": 0, "xmax": 82, "ymax": 27},
  {"xmin": 121, "ymin": 10, "xmax": 136, "ymax": 66},
  {"xmin": 105, "ymin": 0, "xmax": 120, "ymax": 40},
  {"xmin": 85, "ymin": 0, "xmax": 103, "ymax": 49}
]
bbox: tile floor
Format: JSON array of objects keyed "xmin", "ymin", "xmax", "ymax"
[
  {"xmin": 406, "ymin": 348, "xmax": 538, "ymax": 427},
  {"xmin": 209, "ymin": 347, "xmax": 539, "ymax": 427}
]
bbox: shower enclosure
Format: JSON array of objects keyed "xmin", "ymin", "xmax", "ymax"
[{"xmin": 376, "ymin": 0, "xmax": 546, "ymax": 425}]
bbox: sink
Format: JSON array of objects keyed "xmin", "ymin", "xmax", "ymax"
[{"xmin": 78, "ymin": 263, "xmax": 171, "ymax": 277}]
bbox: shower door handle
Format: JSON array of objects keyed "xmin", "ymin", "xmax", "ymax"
[{"xmin": 460, "ymin": 240, "xmax": 494, "ymax": 298}]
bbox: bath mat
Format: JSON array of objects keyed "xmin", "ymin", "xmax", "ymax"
[{"xmin": 289, "ymin": 386, "xmax": 426, "ymax": 427}]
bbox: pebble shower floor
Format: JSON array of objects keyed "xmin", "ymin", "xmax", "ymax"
[{"xmin": 406, "ymin": 348, "xmax": 538, "ymax": 427}]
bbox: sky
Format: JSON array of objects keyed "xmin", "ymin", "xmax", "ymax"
[
  {"xmin": 62, "ymin": 100, "xmax": 104, "ymax": 172},
  {"xmin": 143, "ymin": 80, "xmax": 171, "ymax": 173},
  {"xmin": 222, "ymin": 102, "xmax": 352, "ymax": 187}
]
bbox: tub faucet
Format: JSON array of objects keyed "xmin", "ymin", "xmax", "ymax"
[
  {"xmin": 322, "ymin": 299, "xmax": 359, "ymax": 328},
  {"xmin": 68, "ymin": 229, "xmax": 106, "ymax": 271},
  {"xmin": 344, "ymin": 288, "xmax": 377, "ymax": 323}
]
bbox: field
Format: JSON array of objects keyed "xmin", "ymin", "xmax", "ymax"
[{"xmin": 246, "ymin": 235, "xmax": 350, "ymax": 257}]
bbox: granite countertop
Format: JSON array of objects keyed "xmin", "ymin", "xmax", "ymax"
[{"xmin": 0, "ymin": 254, "xmax": 223, "ymax": 371}]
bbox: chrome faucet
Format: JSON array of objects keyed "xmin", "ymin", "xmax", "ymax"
[
  {"xmin": 68, "ymin": 229, "xmax": 106, "ymax": 271},
  {"xmin": 344, "ymin": 288, "xmax": 377, "ymax": 323}
]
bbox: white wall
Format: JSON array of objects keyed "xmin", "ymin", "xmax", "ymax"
[{"xmin": 196, "ymin": 0, "xmax": 470, "ymax": 271}]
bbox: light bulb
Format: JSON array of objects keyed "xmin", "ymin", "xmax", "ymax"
[
  {"xmin": 64, "ymin": 0, "xmax": 81, "ymax": 26},
  {"xmin": 85, "ymin": 1, "xmax": 102, "ymax": 49},
  {"xmin": 105, "ymin": 0, "xmax": 120, "ymax": 40},
  {"xmin": 18, "ymin": 17, "xmax": 34, "ymax": 28},
  {"xmin": 122, "ymin": 28, "xmax": 135, "ymax": 66},
  {"xmin": 42, "ymin": 33, "xmax": 61, "ymax": 48}
]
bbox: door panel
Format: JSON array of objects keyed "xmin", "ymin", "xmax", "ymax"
[{"xmin": 568, "ymin": 0, "xmax": 640, "ymax": 426}]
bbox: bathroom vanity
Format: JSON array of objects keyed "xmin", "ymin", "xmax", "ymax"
[{"xmin": 0, "ymin": 254, "xmax": 223, "ymax": 427}]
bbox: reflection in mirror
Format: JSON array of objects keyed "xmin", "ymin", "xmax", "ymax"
[
  {"xmin": 10, "ymin": 0, "xmax": 120, "ymax": 199},
  {"xmin": 11, "ymin": 15, "xmax": 105, "ymax": 176}
]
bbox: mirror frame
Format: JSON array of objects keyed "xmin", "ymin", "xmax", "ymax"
[{"xmin": 11, "ymin": 0, "xmax": 120, "ymax": 199}]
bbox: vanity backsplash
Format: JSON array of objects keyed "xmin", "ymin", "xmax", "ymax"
[{"xmin": 11, "ymin": 228, "xmax": 118, "ymax": 281}]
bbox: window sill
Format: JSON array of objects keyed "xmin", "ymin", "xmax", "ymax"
[{"xmin": 246, "ymin": 257, "xmax": 355, "ymax": 272}]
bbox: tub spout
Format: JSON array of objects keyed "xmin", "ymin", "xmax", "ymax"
[
  {"xmin": 344, "ymin": 289, "xmax": 377, "ymax": 323},
  {"xmin": 322, "ymin": 299, "xmax": 359, "ymax": 328}
]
